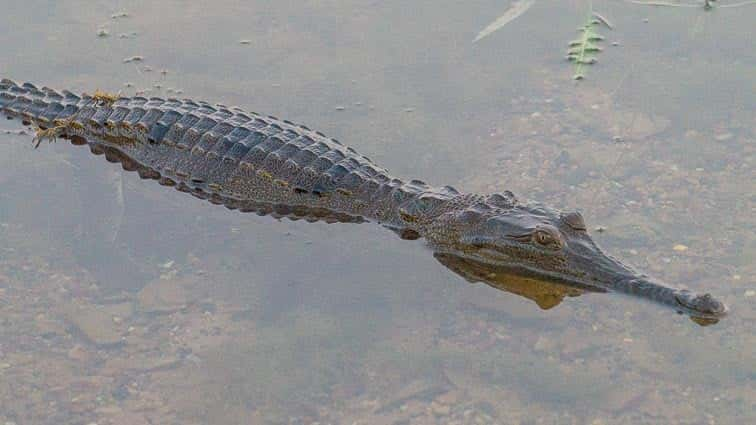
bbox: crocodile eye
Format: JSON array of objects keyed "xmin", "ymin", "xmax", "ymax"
[
  {"xmin": 533, "ymin": 226, "xmax": 563, "ymax": 249},
  {"xmin": 534, "ymin": 231, "xmax": 552, "ymax": 245}
]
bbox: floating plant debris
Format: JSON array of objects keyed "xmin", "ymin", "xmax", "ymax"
[
  {"xmin": 591, "ymin": 11, "xmax": 614, "ymax": 29},
  {"xmin": 122, "ymin": 56, "xmax": 144, "ymax": 63},
  {"xmin": 566, "ymin": 15, "xmax": 606, "ymax": 80},
  {"xmin": 623, "ymin": 0, "xmax": 756, "ymax": 10},
  {"xmin": 473, "ymin": 0, "xmax": 536, "ymax": 43}
]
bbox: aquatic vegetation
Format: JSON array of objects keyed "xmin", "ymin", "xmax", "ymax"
[
  {"xmin": 712, "ymin": 0, "xmax": 756, "ymax": 6},
  {"xmin": 473, "ymin": 0, "xmax": 536, "ymax": 43},
  {"xmin": 624, "ymin": 0, "xmax": 710, "ymax": 7},
  {"xmin": 31, "ymin": 123, "xmax": 66, "ymax": 148},
  {"xmin": 624, "ymin": 0, "xmax": 756, "ymax": 9},
  {"xmin": 566, "ymin": 15, "xmax": 606, "ymax": 80},
  {"xmin": 91, "ymin": 89, "xmax": 120, "ymax": 106}
]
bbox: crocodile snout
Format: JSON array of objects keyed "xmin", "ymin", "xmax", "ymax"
[{"xmin": 675, "ymin": 290, "xmax": 728, "ymax": 317}]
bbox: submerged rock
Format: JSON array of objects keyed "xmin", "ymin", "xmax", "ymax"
[
  {"xmin": 137, "ymin": 276, "xmax": 192, "ymax": 314},
  {"xmin": 61, "ymin": 302, "xmax": 129, "ymax": 348}
]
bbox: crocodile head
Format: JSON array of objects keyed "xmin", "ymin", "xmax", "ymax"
[{"xmin": 415, "ymin": 192, "xmax": 728, "ymax": 324}]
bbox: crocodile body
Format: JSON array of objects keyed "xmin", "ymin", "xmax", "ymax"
[
  {"xmin": 0, "ymin": 79, "xmax": 447, "ymax": 227},
  {"xmin": 0, "ymin": 79, "xmax": 727, "ymax": 323}
]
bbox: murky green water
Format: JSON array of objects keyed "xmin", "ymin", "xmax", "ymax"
[{"xmin": 0, "ymin": 1, "xmax": 753, "ymax": 424}]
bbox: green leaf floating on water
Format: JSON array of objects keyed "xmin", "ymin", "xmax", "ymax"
[{"xmin": 566, "ymin": 16, "xmax": 606, "ymax": 81}]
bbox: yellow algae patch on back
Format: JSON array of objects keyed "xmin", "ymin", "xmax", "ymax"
[
  {"xmin": 91, "ymin": 89, "xmax": 120, "ymax": 106},
  {"xmin": 31, "ymin": 124, "xmax": 65, "ymax": 148}
]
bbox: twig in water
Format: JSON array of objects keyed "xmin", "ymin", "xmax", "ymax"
[
  {"xmin": 473, "ymin": 0, "xmax": 536, "ymax": 43},
  {"xmin": 592, "ymin": 12, "xmax": 614, "ymax": 29}
]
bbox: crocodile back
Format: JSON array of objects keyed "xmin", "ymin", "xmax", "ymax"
[{"xmin": 0, "ymin": 79, "xmax": 423, "ymax": 223}]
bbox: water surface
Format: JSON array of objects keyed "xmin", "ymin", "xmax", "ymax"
[{"xmin": 0, "ymin": 1, "xmax": 754, "ymax": 424}]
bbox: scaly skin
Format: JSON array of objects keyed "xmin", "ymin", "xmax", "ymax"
[{"xmin": 0, "ymin": 79, "xmax": 728, "ymax": 324}]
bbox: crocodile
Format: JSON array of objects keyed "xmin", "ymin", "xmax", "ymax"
[{"xmin": 0, "ymin": 79, "xmax": 727, "ymax": 324}]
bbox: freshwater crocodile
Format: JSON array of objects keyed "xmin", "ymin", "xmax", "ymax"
[{"xmin": 0, "ymin": 79, "xmax": 727, "ymax": 324}]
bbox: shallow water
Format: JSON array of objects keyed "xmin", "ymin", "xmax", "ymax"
[{"xmin": 0, "ymin": 1, "xmax": 754, "ymax": 424}]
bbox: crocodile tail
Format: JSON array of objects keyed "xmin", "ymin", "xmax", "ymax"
[
  {"xmin": 2, "ymin": 79, "xmax": 51, "ymax": 123},
  {"xmin": 0, "ymin": 78, "xmax": 21, "ymax": 115},
  {"xmin": 1, "ymin": 79, "xmax": 84, "ymax": 127}
]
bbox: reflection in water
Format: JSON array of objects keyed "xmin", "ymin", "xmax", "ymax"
[
  {"xmin": 434, "ymin": 252, "xmax": 723, "ymax": 326},
  {"xmin": 434, "ymin": 252, "xmax": 591, "ymax": 310}
]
